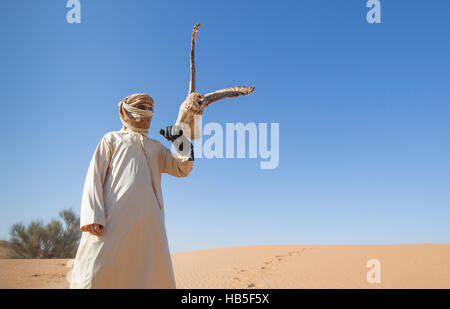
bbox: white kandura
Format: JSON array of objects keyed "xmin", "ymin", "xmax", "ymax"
[{"xmin": 70, "ymin": 127, "xmax": 193, "ymax": 288}]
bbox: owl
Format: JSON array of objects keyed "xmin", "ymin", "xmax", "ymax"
[{"xmin": 174, "ymin": 24, "xmax": 255, "ymax": 140}]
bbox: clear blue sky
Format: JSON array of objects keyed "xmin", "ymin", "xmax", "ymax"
[{"xmin": 0, "ymin": 0, "xmax": 449, "ymax": 253}]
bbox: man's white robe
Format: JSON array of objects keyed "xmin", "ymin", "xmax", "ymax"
[{"xmin": 70, "ymin": 128, "xmax": 193, "ymax": 288}]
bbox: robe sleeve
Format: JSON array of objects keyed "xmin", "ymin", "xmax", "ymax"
[
  {"xmin": 79, "ymin": 135, "xmax": 113, "ymax": 231},
  {"xmin": 160, "ymin": 144, "xmax": 193, "ymax": 178}
]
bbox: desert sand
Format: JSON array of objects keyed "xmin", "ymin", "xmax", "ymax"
[{"xmin": 0, "ymin": 244, "xmax": 449, "ymax": 289}]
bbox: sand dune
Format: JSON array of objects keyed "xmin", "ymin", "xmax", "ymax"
[{"xmin": 0, "ymin": 244, "xmax": 449, "ymax": 289}]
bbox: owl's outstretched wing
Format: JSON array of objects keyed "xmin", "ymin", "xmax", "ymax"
[
  {"xmin": 189, "ymin": 23, "xmax": 201, "ymax": 95},
  {"xmin": 204, "ymin": 86, "xmax": 255, "ymax": 106}
]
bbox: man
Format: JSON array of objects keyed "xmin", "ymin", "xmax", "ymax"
[{"xmin": 70, "ymin": 93, "xmax": 193, "ymax": 288}]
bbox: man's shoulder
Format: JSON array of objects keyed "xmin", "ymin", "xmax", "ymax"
[
  {"xmin": 102, "ymin": 131, "xmax": 165, "ymax": 148},
  {"xmin": 145, "ymin": 136, "xmax": 165, "ymax": 149},
  {"xmin": 100, "ymin": 130, "xmax": 127, "ymax": 144},
  {"xmin": 99, "ymin": 130, "xmax": 167, "ymax": 146},
  {"xmin": 102, "ymin": 130, "xmax": 119, "ymax": 139}
]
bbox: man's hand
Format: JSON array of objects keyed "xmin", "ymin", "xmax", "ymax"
[
  {"xmin": 85, "ymin": 224, "xmax": 104, "ymax": 236},
  {"xmin": 160, "ymin": 125, "xmax": 183, "ymax": 142},
  {"xmin": 160, "ymin": 125, "xmax": 194, "ymax": 161}
]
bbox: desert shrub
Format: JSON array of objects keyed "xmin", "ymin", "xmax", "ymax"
[{"xmin": 8, "ymin": 209, "xmax": 81, "ymax": 259}]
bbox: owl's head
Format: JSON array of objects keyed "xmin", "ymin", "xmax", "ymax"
[{"xmin": 185, "ymin": 92, "xmax": 205, "ymax": 114}]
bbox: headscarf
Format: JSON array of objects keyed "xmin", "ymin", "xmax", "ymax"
[{"xmin": 118, "ymin": 93, "xmax": 154, "ymax": 135}]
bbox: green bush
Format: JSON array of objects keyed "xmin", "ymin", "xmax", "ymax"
[{"xmin": 8, "ymin": 209, "xmax": 81, "ymax": 259}]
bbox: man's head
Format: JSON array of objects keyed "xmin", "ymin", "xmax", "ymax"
[{"xmin": 118, "ymin": 93, "xmax": 154, "ymax": 134}]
